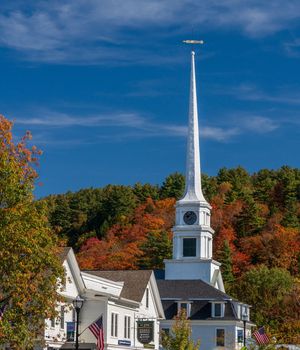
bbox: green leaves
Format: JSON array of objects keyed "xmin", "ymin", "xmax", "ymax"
[
  {"xmin": 161, "ymin": 310, "xmax": 200, "ymax": 350},
  {"xmin": 0, "ymin": 115, "xmax": 64, "ymax": 349},
  {"xmin": 234, "ymin": 266, "xmax": 293, "ymax": 328}
]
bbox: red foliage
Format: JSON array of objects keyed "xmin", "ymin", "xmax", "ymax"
[
  {"xmin": 240, "ymin": 224, "xmax": 300, "ymax": 273},
  {"xmin": 77, "ymin": 198, "xmax": 175, "ymax": 270}
]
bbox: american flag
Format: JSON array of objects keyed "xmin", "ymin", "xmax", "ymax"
[
  {"xmin": 88, "ymin": 315, "xmax": 104, "ymax": 350},
  {"xmin": 253, "ymin": 327, "xmax": 269, "ymax": 344},
  {"xmin": 0, "ymin": 303, "xmax": 7, "ymax": 321}
]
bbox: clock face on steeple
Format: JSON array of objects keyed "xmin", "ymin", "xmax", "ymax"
[{"xmin": 183, "ymin": 211, "xmax": 197, "ymax": 225}]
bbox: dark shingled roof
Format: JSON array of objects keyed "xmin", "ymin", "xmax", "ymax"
[
  {"xmin": 157, "ymin": 279, "xmax": 232, "ymax": 300},
  {"xmin": 162, "ymin": 300, "xmax": 238, "ymax": 320},
  {"xmin": 157, "ymin": 279, "xmax": 239, "ymax": 321},
  {"xmin": 85, "ymin": 270, "xmax": 152, "ymax": 303}
]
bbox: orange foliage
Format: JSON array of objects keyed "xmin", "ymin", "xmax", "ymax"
[
  {"xmin": 231, "ymin": 251, "xmax": 251, "ymax": 275},
  {"xmin": 77, "ymin": 198, "xmax": 175, "ymax": 270},
  {"xmin": 240, "ymin": 224, "xmax": 300, "ymax": 273},
  {"xmin": 211, "ymin": 196, "xmax": 243, "ymax": 232},
  {"xmin": 214, "ymin": 226, "xmax": 236, "ymax": 255}
]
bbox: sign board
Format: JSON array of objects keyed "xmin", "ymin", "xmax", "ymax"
[
  {"xmin": 143, "ymin": 344, "xmax": 155, "ymax": 349},
  {"xmin": 66, "ymin": 322, "xmax": 75, "ymax": 341},
  {"xmin": 137, "ymin": 321, "xmax": 154, "ymax": 344},
  {"xmin": 118, "ymin": 340, "xmax": 131, "ymax": 346},
  {"xmin": 237, "ymin": 329, "xmax": 243, "ymax": 343}
]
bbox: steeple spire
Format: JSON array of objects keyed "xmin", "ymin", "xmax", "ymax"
[
  {"xmin": 164, "ymin": 45, "xmax": 224, "ymax": 291},
  {"xmin": 180, "ymin": 50, "xmax": 206, "ymax": 203}
]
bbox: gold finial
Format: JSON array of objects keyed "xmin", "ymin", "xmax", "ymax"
[{"xmin": 183, "ymin": 40, "xmax": 204, "ymax": 45}]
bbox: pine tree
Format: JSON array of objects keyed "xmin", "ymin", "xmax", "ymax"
[
  {"xmin": 219, "ymin": 240, "xmax": 235, "ymax": 290},
  {"xmin": 160, "ymin": 172, "xmax": 185, "ymax": 200}
]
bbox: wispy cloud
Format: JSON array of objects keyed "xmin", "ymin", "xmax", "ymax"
[
  {"xmin": 238, "ymin": 116, "xmax": 279, "ymax": 133},
  {"xmin": 201, "ymin": 126, "xmax": 240, "ymax": 141},
  {"xmin": 213, "ymin": 83, "xmax": 300, "ymax": 105},
  {"xmin": 15, "ymin": 111, "xmax": 147, "ymax": 128},
  {"xmin": 1, "ymin": 1, "xmax": 300, "ymax": 64},
  {"xmin": 283, "ymin": 38, "xmax": 300, "ymax": 58},
  {"xmin": 13, "ymin": 107, "xmax": 282, "ymax": 146}
]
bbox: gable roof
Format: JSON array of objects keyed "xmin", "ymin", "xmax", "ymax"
[
  {"xmin": 57, "ymin": 247, "xmax": 72, "ymax": 263},
  {"xmin": 85, "ymin": 270, "xmax": 152, "ymax": 303},
  {"xmin": 157, "ymin": 279, "xmax": 233, "ymax": 301},
  {"xmin": 57, "ymin": 247, "xmax": 85, "ymax": 294}
]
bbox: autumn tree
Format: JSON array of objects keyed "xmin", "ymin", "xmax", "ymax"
[
  {"xmin": 77, "ymin": 198, "xmax": 175, "ymax": 270},
  {"xmin": 0, "ymin": 115, "xmax": 64, "ymax": 349},
  {"xmin": 234, "ymin": 266, "xmax": 294, "ymax": 336},
  {"xmin": 240, "ymin": 224, "xmax": 300, "ymax": 274},
  {"xmin": 161, "ymin": 309, "xmax": 200, "ymax": 350}
]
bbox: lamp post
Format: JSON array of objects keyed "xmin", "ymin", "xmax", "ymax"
[
  {"xmin": 72, "ymin": 296, "xmax": 84, "ymax": 350},
  {"xmin": 242, "ymin": 312, "xmax": 248, "ymax": 347}
]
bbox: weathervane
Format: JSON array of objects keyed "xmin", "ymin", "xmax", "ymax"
[
  {"xmin": 183, "ymin": 39, "xmax": 204, "ymax": 52},
  {"xmin": 183, "ymin": 40, "xmax": 204, "ymax": 45}
]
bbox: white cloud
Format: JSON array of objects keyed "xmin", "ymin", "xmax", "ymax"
[
  {"xmin": 1, "ymin": 1, "xmax": 300, "ymax": 64},
  {"xmin": 13, "ymin": 106, "xmax": 281, "ymax": 145},
  {"xmin": 242, "ymin": 116, "xmax": 279, "ymax": 133},
  {"xmin": 284, "ymin": 38, "xmax": 300, "ymax": 57},
  {"xmin": 201, "ymin": 126, "xmax": 240, "ymax": 141},
  {"xmin": 15, "ymin": 111, "xmax": 148, "ymax": 128},
  {"xmin": 214, "ymin": 83, "xmax": 300, "ymax": 105}
]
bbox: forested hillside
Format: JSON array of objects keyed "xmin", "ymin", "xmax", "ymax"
[{"xmin": 43, "ymin": 166, "xmax": 300, "ymax": 343}]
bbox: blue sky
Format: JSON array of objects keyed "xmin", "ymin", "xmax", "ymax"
[{"xmin": 1, "ymin": 0, "xmax": 300, "ymax": 197}]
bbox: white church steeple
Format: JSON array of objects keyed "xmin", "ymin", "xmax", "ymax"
[
  {"xmin": 179, "ymin": 51, "xmax": 207, "ymax": 203},
  {"xmin": 164, "ymin": 47, "xmax": 224, "ymax": 291}
]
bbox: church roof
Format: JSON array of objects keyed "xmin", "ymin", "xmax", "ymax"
[
  {"xmin": 156, "ymin": 279, "xmax": 232, "ymax": 301},
  {"xmin": 156, "ymin": 279, "xmax": 240, "ymax": 321},
  {"xmin": 162, "ymin": 299, "xmax": 238, "ymax": 321},
  {"xmin": 57, "ymin": 246, "xmax": 72, "ymax": 262},
  {"xmin": 85, "ymin": 270, "xmax": 152, "ymax": 303}
]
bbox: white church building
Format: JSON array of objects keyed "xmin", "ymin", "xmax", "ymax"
[
  {"xmin": 44, "ymin": 247, "xmax": 164, "ymax": 350},
  {"xmin": 44, "ymin": 48, "xmax": 254, "ymax": 350},
  {"xmin": 156, "ymin": 49, "xmax": 254, "ymax": 350}
]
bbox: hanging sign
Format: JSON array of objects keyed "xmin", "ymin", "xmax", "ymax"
[
  {"xmin": 66, "ymin": 321, "xmax": 75, "ymax": 341},
  {"xmin": 137, "ymin": 321, "xmax": 154, "ymax": 344}
]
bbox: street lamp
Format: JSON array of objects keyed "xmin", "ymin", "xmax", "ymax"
[
  {"xmin": 242, "ymin": 312, "xmax": 248, "ymax": 347},
  {"xmin": 72, "ymin": 296, "xmax": 84, "ymax": 350}
]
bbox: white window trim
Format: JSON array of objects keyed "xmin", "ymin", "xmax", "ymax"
[
  {"xmin": 177, "ymin": 301, "xmax": 192, "ymax": 318},
  {"xmin": 111, "ymin": 312, "xmax": 119, "ymax": 338},
  {"xmin": 211, "ymin": 302, "xmax": 225, "ymax": 318},
  {"xmin": 182, "ymin": 237, "xmax": 197, "ymax": 258},
  {"xmin": 124, "ymin": 315, "xmax": 131, "ymax": 339}
]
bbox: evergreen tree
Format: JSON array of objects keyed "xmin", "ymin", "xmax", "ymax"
[
  {"xmin": 133, "ymin": 182, "xmax": 160, "ymax": 202},
  {"xmin": 139, "ymin": 230, "xmax": 172, "ymax": 269},
  {"xmin": 219, "ymin": 240, "xmax": 235, "ymax": 290},
  {"xmin": 217, "ymin": 166, "xmax": 252, "ymax": 202},
  {"xmin": 235, "ymin": 197, "xmax": 265, "ymax": 238},
  {"xmin": 160, "ymin": 172, "xmax": 185, "ymax": 200}
]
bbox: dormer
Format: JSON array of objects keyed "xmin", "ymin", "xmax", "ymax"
[
  {"xmin": 210, "ymin": 301, "xmax": 226, "ymax": 318},
  {"xmin": 177, "ymin": 301, "xmax": 192, "ymax": 318}
]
